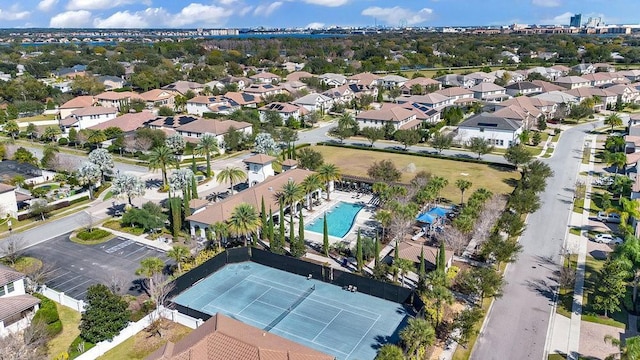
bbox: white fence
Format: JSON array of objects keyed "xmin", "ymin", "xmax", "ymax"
[{"xmin": 40, "ymin": 285, "xmax": 85, "ymax": 312}]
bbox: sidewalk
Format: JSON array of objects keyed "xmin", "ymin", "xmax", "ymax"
[{"xmin": 97, "ymin": 226, "xmax": 172, "ymax": 252}]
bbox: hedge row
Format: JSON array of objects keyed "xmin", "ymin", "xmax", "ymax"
[
  {"xmin": 76, "ymin": 228, "xmax": 111, "ymax": 241},
  {"xmin": 32, "ymin": 293, "xmax": 62, "ymax": 337},
  {"xmin": 17, "ymin": 195, "xmax": 90, "ymax": 221},
  {"xmin": 316, "ymin": 142, "xmax": 516, "ymax": 170}
]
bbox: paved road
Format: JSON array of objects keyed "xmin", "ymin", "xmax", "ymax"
[
  {"xmin": 296, "ymin": 121, "xmax": 509, "ymax": 165},
  {"xmin": 471, "ymin": 121, "xmax": 600, "ymax": 360}
]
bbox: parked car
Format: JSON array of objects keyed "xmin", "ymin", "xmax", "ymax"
[
  {"xmin": 597, "ymin": 211, "xmax": 621, "ymax": 223},
  {"xmin": 593, "ymin": 233, "xmax": 623, "ymax": 245}
]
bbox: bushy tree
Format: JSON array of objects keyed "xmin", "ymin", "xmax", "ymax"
[
  {"xmin": 367, "ymin": 159, "xmax": 401, "ymax": 183},
  {"xmin": 430, "ymin": 133, "xmax": 454, "ymax": 153},
  {"xmin": 111, "ymin": 173, "xmax": 145, "ymax": 205},
  {"xmin": 169, "ymin": 168, "xmax": 195, "ymax": 192},
  {"xmin": 79, "ymin": 284, "xmax": 130, "ymax": 343},
  {"xmin": 297, "ymin": 147, "xmax": 324, "ymax": 170},
  {"xmin": 88, "ymin": 148, "xmax": 114, "ymax": 181},
  {"xmin": 466, "ymin": 137, "xmax": 494, "ymax": 159},
  {"xmin": 77, "ymin": 162, "xmax": 102, "ymax": 199},
  {"xmin": 165, "ymin": 133, "xmax": 186, "ymax": 155},
  {"xmin": 394, "ymin": 129, "xmax": 420, "ymax": 149},
  {"xmin": 254, "ymin": 132, "xmax": 279, "ymax": 155}
]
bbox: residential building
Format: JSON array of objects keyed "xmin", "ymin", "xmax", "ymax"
[
  {"xmin": 603, "ymin": 84, "xmax": 640, "ymax": 104},
  {"xmin": 347, "ymin": 72, "xmax": 380, "ymax": 87},
  {"xmin": 0, "ymin": 183, "xmax": 17, "ymax": 218},
  {"xmin": 565, "ymin": 87, "xmax": 617, "ymax": 109},
  {"xmin": 398, "ymin": 93, "xmax": 452, "ymax": 109},
  {"xmin": 88, "ymin": 111, "xmax": 156, "ymax": 134},
  {"xmin": 571, "ymin": 63, "xmax": 596, "ymax": 75},
  {"xmin": 533, "ymin": 91, "xmax": 579, "ymax": 117},
  {"xmin": 139, "ymin": 89, "xmax": 178, "ymax": 109},
  {"xmin": 94, "ymin": 91, "xmax": 139, "ymax": 110},
  {"xmin": 162, "ymin": 81, "xmax": 204, "ymax": 96},
  {"xmin": 570, "ymin": 13, "xmax": 582, "ymax": 27},
  {"xmin": 322, "ymin": 85, "xmax": 354, "ymax": 104},
  {"xmin": 97, "ymin": 75, "xmax": 125, "ymax": 90},
  {"xmin": 279, "ymin": 80, "xmax": 307, "ymax": 95},
  {"xmin": 496, "ymin": 97, "xmax": 557, "ymax": 126},
  {"xmin": 582, "ymin": 72, "xmax": 615, "ymax": 87},
  {"xmin": 554, "ymin": 76, "xmax": 592, "ymax": 90},
  {"xmin": 258, "ymin": 102, "xmax": 308, "ymax": 123},
  {"xmin": 318, "ymin": 73, "xmax": 347, "ymax": 88},
  {"xmin": 504, "ymin": 81, "xmax": 543, "ymax": 97},
  {"xmin": 0, "ymin": 265, "xmax": 40, "ymax": 337},
  {"xmin": 151, "ymin": 117, "xmax": 252, "ymax": 149},
  {"xmin": 292, "ymin": 93, "xmax": 334, "ymax": 113},
  {"xmin": 224, "ymin": 92, "xmax": 259, "ymax": 108},
  {"xmin": 594, "ymin": 63, "xmax": 616, "ymax": 73},
  {"xmin": 400, "ymin": 77, "xmax": 442, "ymax": 95},
  {"xmin": 434, "ymin": 74, "xmax": 476, "ymax": 89},
  {"xmin": 469, "ymin": 82, "xmax": 509, "ymax": 102},
  {"xmin": 456, "ymin": 112, "xmax": 523, "ymax": 149},
  {"xmin": 286, "ymin": 71, "xmax": 314, "ymax": 83},
  {"xmin": 59, "ymin": 96, "xmax": 95, "ymax": 119},
  {"xmin": 619, "ymin": 70, "xmax": 640, "ymax": 82},
  {"xmin": 379, "ymin": 74, "xmax": 408, "ymax": 89},
  {"xmin": 146, "ymin": 313, "xmax": 333, "ymax": 360},
  {"xmin": 531, "ymin": 80, "xmax": 566, "ymax": 93},
  {"xmin": 249, "ymin": 71, "xmax": 281, "ymax": 84},
  {"xmin": 60, "ymin": 106, "xmax": 118, "ymax": 131},
  {"xmin": 434, "ymin": 87, "xmax": 475, "ymax": 105},
  {"xmin": 382, "ymin": 102, "xmax": 441, "ymax": 124},
  {"xmin": 243, "ymin": 153, "xmax": 276, "ymax": 187},
  {"xmin": 488, "ymin": 70, "xmax": 525, "ymax": 84},
  {"xmin": 243, "ymin": 83, "xmax": 284, "ymax": 100},
  {"xmin": 355, "ymin": 107, "xmax": 420, "ymax": 131},
  {"xmin": 186, "ymin": 96, "xmax": 240, "ymax": 116}
]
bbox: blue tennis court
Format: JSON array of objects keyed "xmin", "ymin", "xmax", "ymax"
[{"xmin": 173, "ymin": 262, "xmax": 410, "ymax": 360}]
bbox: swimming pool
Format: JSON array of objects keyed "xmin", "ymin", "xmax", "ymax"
[{"xmin": 306, "ymin": 202, "xmax": 364, "ymax": 238}]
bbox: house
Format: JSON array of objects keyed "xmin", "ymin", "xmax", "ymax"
[
  {"xmin": 382, "ymin": 102, "xmax": 441, "ymax": 124},
  {"xmin": 60, "ymin": 106, "xmax": 118, "ymax": 131},
  {"xmin": 550, "ymin": 64, "xmax": 571, "ymax": 76},
  {"xmin": 469, "ymin": 83, "xmax": 509, "ymax": 102},
  {"xmin": 601, "ymin": 84, "xmax": 640, "ymax": 104},
  {"xmin": 504, "ymin": 81, "xmax": 543, "ymax": 97},
  {"xmin": 186, "ymin": 168, "xmax": 317, "ymax": 237},
  {"xmin": 400, "ymin": 77, "xmax": 442, "ymax": 95},
  {"xmin": 398, "ymin": 93, "xmax": 452, "ymax": 110},
  {"xmin": 218, "ymin": 76, "xmax": 252, "ymax": 91},
  {"xmin": 52, "ymin": 64, "xmax": 87, "ymax": 79},
  {"xmin": 393, "ymin": 242, "xmax": 453, "ymax": 271},
  {"xmin": 186, "ymin": 96, "xmax": 240, "ymax": 116},
  {"xmin": 488, "ymin": 70, "xmax": 525, "ymax": 84},
  {"xmin": 59, "ymin": 96, "xmax": 95, "ymax": 119},
  {"xmin": 224, "ymin": 92, "xmax": 259, "ymax": 108},
  {"xmin": 280, "ymin": 61, "xmax": 305, "ymax": 72},
  {"xmin": 243, "ymin": 153, "xmax": 276, "ymax": 187},
  {"xmin": 162, "ymin": 81, "xmax": 204, "ymax": 96},
  {"xmin": 203, "ymin": 80, "xmax": 226, "ymax": 92},
  {"xmin": 582, "ymin": 72, "xmax": 615, "ymax": 87},
  {"xmin": 379, "ymin": 74, "xmax": 408, "ymax": 89},
  {"xmin": 434, "ymin": 87, "xmax": 475, "ymax": 105},
  {"xmin": 0, "ymin": 265, "xmax": 40, "ymax": 337},
  {"xmin": 355, "ymin": 107, "xmax": 420, "ymax": 131},
  {"xmin": 466, "ymin": 72, "xmax": 497, "ymax": 85},
  {"xmin": 170, "ymin": 118, "xmax": 252, "ymax": 148},
  {"xmin": 456, "ymin": 112, "xmax": 523, "ymax": 149},
  {"xmin": 434, "ymin": 74, "xmax": 476, "ymax": 89},
  {"xmin": 347, "ymin": 72, "xmax": 380, "ymax": 87},
  {"xmin": 286, "ymin": 71, "xmax": 314, "ymax": 83},
  {"xmin": 146, "ymin": 313, "xmax": 333, "ymax": 360},
  {"xmin": 243, "ymin": 83, "xmax": 284, "ymax": 100},
  {"xmin": 565, "ymin": 87, "xmax": 617, "ymax": 109},
  {"xmin": 292, "ymin": 93, "xmax": 334, "ymax": 113},
  {"xmin": 318, "ymin": 73, "xmax": 347, "ymax": 88},
  {"xmin": 496, "ymin": 97, "xmax": 557, "ymax": 125},
  {"xmin": 0, "ymin": 183, "xmax": 18, "ymax": 218},
  {"xmin": 97, "ymin": 75, "xmax": 125, "ymax": 90},
  {"xmin": 139, "ymin": 89, "xmax": 178, "ymax": 109},
  {"xmin": 258, "ymin": 102, "xmax": 308, "ymax": 122},
  {"xmin": 51, "ymin": 81, "xmax": 72, "ymax": 93},
  {"xmin": 322, "ymin": 85, "xmax": 354, "ymax": 104},
  {"xmin": 619, "ymin": 70, "xmax": 640, "ymax": 82},
  {"xmin": 594, "ymin": 63, "xmax": 616, "ymax": 73},
  {"xmin": 571, "ymin": 63, "xmax": 596, "ymax": 75},
  {"xmin": 94, "ymin": 91, "xmax": 139, "ymax": 110},
  {"xmin": 531, "ymin": 80, "xmax": 566, "ymax": 93},
  {"xmin": 533, "ymin": 91, "xmax": 579, "ymax": 117},
  {"xmin": 526, "ymin": 67, "xmax": 563, "ymax": 81},
  {"xmin": 554, "ymin": 76, "xmax": 592, "ymax": 90},
  {"xmin": 88, "ymin": 111, "xmax": 156, "ymax": 133},
  {"xmin": 249, "ymin": 71, "xmax": 281, "ymax": 84}
]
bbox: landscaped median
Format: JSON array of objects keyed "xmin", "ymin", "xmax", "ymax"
[{"xmin": 70, "ymin": 228, "xmax": 114, "ymax": 245}]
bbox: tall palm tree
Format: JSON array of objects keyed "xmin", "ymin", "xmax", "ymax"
[
  {"xmin": 228, "ymin": 203, "xmax": 261, "ymax": 247},
  {"xmin": 278, "ymin": 180, "xmax": 304, "ymax": 213},
  {"xmin": 604, "ymin": 334, "xmax": 640, "ymax": 360},
  {"xmin": 136, "ymin": 256, "xmax": 165, "ymax": 290},
  {"xmin": 301, "ymin": 174, "xmax": 325, "ymax": 211},
  {"xmin": 428, "ymin": 176, "xmax": 449, "ymax": 203},
  {"xmin": 399, "ymin": 318, "xmax": 436, "ymax": 358},
  {"xmin": 148, "ymin": 145, "xmax": 176, "ymax": 188},
  {"xmin": 615, "ymin": 236, "xmax": 640, "ymax": 312},
  {"xmin": 317, "ymin": 163, "xmax": 341, "ymax": 200},
  {"xmin": 375, "ymin": 209, "xmax": 392, "ymax": 241},
  {"xmin": 474, "ymin": 188, "xmax": 494, "ymax": 202},
  {"xmin": 605, "ymin": 112, "xmax": 623, "ymax": 133},
  {"xmin": 375, "ymin": 344, "xmax": 404, "ymax": 360},
  {"xmin": 195, "ymin": 134, "xmax": 219, "ymax": 178},
  {"xmin": 395, "ymin": 258, "xmax": 414, "ymax": 286},
  {"xmin": 167, "ymin": 245, "xmax": 190, "ymax": 273},
  {"xmin": 455, "ymin": 179, "xmax": 473, "ymax": 205},
  {"xmin": 605, "ymin": 151, "xmax": 627, "ymax": 178},
  {"xmin": 216, "ymin": 166, "xmax": 247, "ymax": 194},
  {"xmin": 210, "ymin": 222, "xmax": 228, "ymax": 248}
]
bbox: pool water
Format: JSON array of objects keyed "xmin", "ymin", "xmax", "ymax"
[{"xmin": 306, "ymin": 202, "xmax": 364, "ymax": 238}]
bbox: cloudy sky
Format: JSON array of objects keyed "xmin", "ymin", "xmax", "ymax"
[{"xmin": 0, "ymin": 0, "xmax": 638, "ymax": 29}]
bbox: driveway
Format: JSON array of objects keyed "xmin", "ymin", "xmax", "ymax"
[{"xmin": 24, "ymin": 234, "xmax": 170, "ymax": 300}]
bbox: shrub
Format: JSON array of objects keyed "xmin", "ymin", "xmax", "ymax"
[
  {"xmin": 76, "ymin": 229, "xmax": 111, "ymax": 241},
  {"xmin": 69, "ymin": 196, "xmax": 90, "ymax": 205},
  {"xmin": 32, "ymin": 294, "xmax": 62, "ymax": 337},
  {"xmin": 58, "ymin": 137, "xmax": 69, "ymax": 146},
  {"xmin": 46, "ymin": 320, "xmax": 63, "ymax": 337}
]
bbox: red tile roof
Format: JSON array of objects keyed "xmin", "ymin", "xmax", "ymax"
[{"xmin": 89, "ymin": 111, "xmax": 156, "ymax": 132}]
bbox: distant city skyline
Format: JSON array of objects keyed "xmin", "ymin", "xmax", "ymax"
[{"xmin": 0, "ymin": 0, "xmax": 639, "ymax": 29}]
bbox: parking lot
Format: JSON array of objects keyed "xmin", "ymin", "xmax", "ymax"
[{"xmin": 24, "ymin": 233, "xmax": 170, "ymax": 300}]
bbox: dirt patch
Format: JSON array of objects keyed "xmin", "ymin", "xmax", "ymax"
[{"xmin": 579, "ymin": 320, "xmax": 622, "ymax": 360}]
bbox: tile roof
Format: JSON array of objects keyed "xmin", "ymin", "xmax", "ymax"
[
  {"xmin": 0, "ymin": 264, "xmax": 24, "ymax": 287},
  {"xmin": 70, "ymin": 106, "xmax": 118, "ymax": 117},
  {"xmin": 95, "ymin": 91, "xmax": 139, "ymax": 101},
  {"xmin": 355, "ymin": 107, "xmax": 415, "ymax": 122},
  {"xmin": 531, "ymin": 80, "xmax": 565, "ymax": 92},
  {"xmin": 0, "ymin": 294, "xmax": 40, "ymax": 322},
  {"xmin": 459, "ymin": 112, "xmax": 523, "ymax": 131},
  {"xmin": 162, "ymin": 81, "xmax": 204, "ymax": 95},
  {"xmin": 347, "ymin": 72, "xmax": 380, "ymax": 85},
  {"xmin": 176, "ymin": 119, "xmax": 252, "ymax": 135},
  {"xmin": 555, "ymin": 76, "xmax": 590, "ymax": 84},
  {"xmin": 88, "ymin": 111, "xmax": 156, "ymax": 132},
  {"xmin": 189, "ymin": 198, "xmax": 209, "ymax": 210},
  {"xmin": 286, "ymin": 71, "xmax": 314, "ymax": 82},
  {"xmin": 60, "ymin": 96, "xmax": 94, "ymax": 109},
  {"xmin": 0, "ymin": 183, "xmax": 16, "ymax": 194},
  {"xmin": 627, "ymin": 152, "xmax": 640, "ymax": 166},
  {"xmin": 504, "ymin": 81, "xmax": 541, "ymax": 91},
  {"xmin": 564, "ymin": 87, "xmax": 616, "ymax": 98},
  {"xmin": 224, "ymin": 92, "xmax": 258, "ymax": 106},
  {"xmin": 402, "ymin": 93, "xmax": 449, "ymax": 105},
  {"xmin": 434, "ymin": 87, "xmax": 473, "ymax": 97},
  {"xmin": 139, "ymin": 89, "xmax": 178, "ymax": 102},
  {"xmin": 470, "ymin": 82, "xmax": 506, "ymax": 92},
  {"xmin": 393, "ymin": 242, "xmax": 453, "ymax": 268},
  {"xmin": 146, "ymin": 313, "xmax": 333, "ymax": 360},
  {"xmin": 243, "ymin": 154, "xmax": 276, "ymax": 165},
  {"xmin": 187, "ymin": 168, "xmax": 314, "ymax": 225}
]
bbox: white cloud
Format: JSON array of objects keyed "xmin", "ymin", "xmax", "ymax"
[
  {"xmin": 66, "ymin": 0, "xmax": 150, "ymax": 11},
  {"xmin": 0, "ymin": 5, "xmax": 30, "ymax": 21},
  {"xmin": 361, "ymin": 6, "xmax": 433, "ymax": 25},
  {"xmin": 218, "ymin": 0, "xmax": 237, "ymax": 4},
  {"xmin": 239, "ymin": 6, "xmax": 253, "ymax": 16},
  {"xmin": 540, "ymin": 11, "xmax": 573, "ymax": 25},
  {"xmin": 532, "ymin": 0, "xmax": 561, "ymax": 7},
  {"xmin": 49, "ymin": 10, "xmax": 92, "ymax": 27},
  {"xmin": 302, "ymin": 0, "xmax": 349, "ymax": 7},
  {"xmin": 306, "ymin": 22, "xmax": 324, "ymax": 29},
  {"xmin": 169, "ymin": 3, "xmax": 233, "ymax": 27},
  {"xmin": 253, "ymin": 2, "xmax": 283, "ymax": 17},
  {"xmin": 93, "ymin": 10, "xmax": 149, "ymax": 28},
  {"xmin": 37, "ymin": 0, "xmax": 58, "ymax": 12}
]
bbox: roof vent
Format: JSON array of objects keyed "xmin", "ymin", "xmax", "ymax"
[{"xmin": 268, "ymin": 187, "xmax": 273, "ymax": 191}]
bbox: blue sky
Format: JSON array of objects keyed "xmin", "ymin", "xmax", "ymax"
[{"xmin": 1, "ymin": 0, "xmax": 638, "ymax": 29}]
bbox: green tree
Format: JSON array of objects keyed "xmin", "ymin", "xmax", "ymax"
[
  {"xmin": 604, "ymin": 335, "xmax": 640, "ymax": 360},
  {"xmin": 593, "ymin": 259, "xmax": 628, "ymax": 317},
  {"xmin": 322, "ymin": 214, "xmax": 329, "ymax": 256},
  {"xmin": 25, "ymin": 123, "xmax": 36, "ymax": 140},
  {"xmin": 301, "ymin": 174, "xmax": 324, "ymax": 211},
  {"xmin": 361, "ymin": 126, "xmax": 385, "ymax": 147},
  {"xmin": 504, "ymin": 144, "xmax": 533, "ymax": 171},
  {"xmin": 42, "ymin": 126, "xmax": 61, "ymax": 143},
  {"xmin": 275, "ymin": 201, "xmax": 286, "ymax": 255},
  {"xmin": 79, "ymin": 284, "xmax": 130, "ymax": 343},
  {"xmin": 167, "ymin": 245, "xmax": 190, "ymax": 274},
  {"xmin": 394, "ymin": 129, "xmax": 420, "ymax": 149},
  {"xmin": 216, "ymin": 166, "xmax": 247, "ymax": 194},
  {"xmin": 4, "ymin": 120, "xmax": 19, "ymax": 139},
  {"xmin": 228, "ymin": 203, "xmax": 261, "ymax": 247},
  {"xmin": 466, "ymin": 137, "xmax": 494, "ymax": 159},
  {"xmin": 356, "ymin": 229, "xmax": 364, "ymax": 272},
  {"xmin": 40, "ymin": 144, "xmax": 59, "ymax": 169},
  {"xmin": 293, "ymin": 207, "xmax": 306, "ymax": 256},
  {"xmin": 148, "ymin": 146, "xmax": 176, "ymax": 188},
  {"xmin": 455, "ymin": 179, "xmax": 472, "ymax": 205},
  {"xmin": 453, "ymin": 307, "xmax": 484, "ymax": 347},
  {"xmin": 430, "ymin": 133, "xmax": 454, "ymax": 154},
  {"xmin": 375, "ymin": 344, "xmax": 404, "ymax": 360},
  {"xmin": 136, "ymin": 256, "xmax": 165, "ymax": 290},
  {"xmin": 169, "ymin": 197, "xmax": 182, "ymax": 239},
  {"xmin": 211, "ymin": 221, "xmax": 228, "ymax": 249},
  {"xmin": 317, "ymin": 163, "xmax": 341, "ymax": 200},
  {"xmin": 605, "ymin": 151, "xmax": 627, "ymax": 178},
  {"xmin": 296, "ymin": 147, "xmax": 324, "ymax": 170},
  {"xmin": 367, "ymin": 159, "xmax": 401, "ymax": 183},
  {"xmin": 400, "ymin": 318, "xmax": 436, "ymax": 358},
  {"xmin": 615, "ymin": 236, "xmax": 640, "ymax": 312},
  {"xmin": 13, "ymin": 147, "xmax": 38, "ymax": 165},
  {"xmin": 480, "ymin": 233, "xmax": 523, "ymax": 268},
  {"xmin": 195, "ymin": 134, "xmax": 219, "ymax": 177},
  {"xmin": 278, "ymin": 180, "xmax": 305, "ymax": 212},
  {"xmin": 605, "ymin": 112, "xmax": 623, "ymax": 132}
]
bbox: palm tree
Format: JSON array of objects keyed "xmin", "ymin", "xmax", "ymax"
[
  {"xmin": 616, "ymin": 236, "xmax": 640, "ymax": 312},
  {"xmin": 148, "ymin": 145, "xmax": 176, "ymax": 188},
  {"xmin": 605, "ymin": 151, "xmax": 627, "ymax": 178},
  {"xmin": 210, "ymin": 222, "xmax": 228, "ymax": 248},
  {"xmin": 216, "ymin": 166, "xmax": 247, "ymax": 194},
  {"xmin": 429, "ymin": 176, "xmax": 449, "ymax": 203},
  {"xmin": 374, "ymin": 344, "xmax": 404, "ymax": 360},
  {"xmin": 604, "ymin": 334, "xmax": 640, "ymax": 360},
  {"xmin": 301, "ymin": 174, "xmax": 325, "ymax": 211},
  {"xmin": 4, "ymin": 120, "xmax": 19, "ymax": 139},
  {"xmin": 136, "ymin": 257, "xmax": 165, "ymax": 290},
  {"xmin": 167, "ymin": 245, "xmax": 190, "ymax": 273},
  {"xmin": 455, "ymin": 179, "xmax": 473, "ymax": 205},
  {"xmin": 605, "ymin": 112, "xmax": 623, "ymax": 133},
  {"xmin": 195, "ymin": 134, "xmax": 219, "ymax": 178},
  {"xmin": 400, "ymin": 318, "xmax": 436, "ymax": 358},
  {"xmin": 375, "ymin": 209, "xmax": 392, "ymax": 241},
  {"xmin": 228, "ymin": 203, "xmax": 261, "ymax": 247},
  {"xmin": 278, "ymin": 180, "xmax": 304, "ymax": 213},
  {"xmin": 317, "ymin": 163, "xmax": 341, "ymax": 200},
  {"xmin": 395, "ymin": 258, "xmax": 414, "ymax": 286}
]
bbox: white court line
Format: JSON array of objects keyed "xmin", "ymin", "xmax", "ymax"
[
  {"xmin": 63, "ymin": 279, "xmax": 93, "ymax": 292},
  {"xmin": 344, "ymin": 314, "xmax": 381, "ymax": 360},
  {"xmin": 311, "ymin": 310, "xmax": 343, "ymax": 342},
  {"xmin": 254, "ymin": 299, "xmax": 329, "ymax": 326},
  {"xmin": 237, "ymin": 287, "xmax": 274, "ymax": 315},
  {"xmin": 188, "ymin": 278, "xmax": 251, "ymax": 308}
]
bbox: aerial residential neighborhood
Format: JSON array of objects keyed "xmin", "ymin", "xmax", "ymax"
[{"xmin": 3, "ymin": 3, "xmax": 640, "ymax": 360}]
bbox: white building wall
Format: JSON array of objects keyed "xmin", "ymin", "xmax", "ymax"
[
  {"xmin": 186, "ymin": 103, "xmax": 208, "ymax": 116},
  {"xmin": 0, "ymin": 190, "xmax": 18, "ymax": 218},
  {"xmin": 247, "ymin": 163, "xmax": 275, "ymax": 187},
  {"xmin": 77, "ymin": 113, "xmax": 117, "ymax": 129},
  {"xmin": 457, "ymin": 127, "xmax": 521, "ymax": 149}
]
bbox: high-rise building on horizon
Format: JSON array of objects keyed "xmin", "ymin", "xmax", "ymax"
[
  {"xmin": 570, "ymin": 13, "xmax": 582, "ymax": 27},
  {"xmin": 585, "ymin": 16, "xmax": 603, "ymax": 28}
]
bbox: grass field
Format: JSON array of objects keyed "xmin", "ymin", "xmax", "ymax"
[
  {"xmin": 311, "ymin": 145, "xmax": 518, "ymax": 201},
  {"xmin": 47, "ymin": 303, "xmax": 81, "ymax": 359},
  {"xmin": 17, "ymin": 114, "xmax": 57, "ymax": 123}
]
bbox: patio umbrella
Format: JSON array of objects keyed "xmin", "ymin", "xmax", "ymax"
[
  {"xmin": 428, "ymin": 207, "xmax": 450, "ymax": 218},
  {"xmin": 416, "ymin": 213, "xmax": 435, "ymax": 224}
]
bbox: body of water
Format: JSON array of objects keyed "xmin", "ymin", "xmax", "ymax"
[{"xmin": 306, "ymin": 201, "xmax": 364, "ymax": 238}]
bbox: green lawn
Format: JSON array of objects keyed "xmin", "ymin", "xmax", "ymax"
[
  {"xmin": 17, "ymin": 114, "xmax": 57, "ymax": 123},
  {"xmin": 102, "ymin": 219, "xmax": 145, "ymax": 236},
  {"xmin": 581, "ymin": 256, "xmax": 627, "ymax": 329},
  {"xmin": 556, "ymin": 255, "xmax": 578, "ymax": 318},
  {"xmin": 47, "ymin": 303, "xmax": 82, "ymax": 359},
  {"xmin": 573, "ymin": 198, "xmax": 585, "ymax": 213}
]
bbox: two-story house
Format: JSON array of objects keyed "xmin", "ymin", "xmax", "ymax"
[
  {"xmin": 162, "ymin": 81, "xmax": 204, "ymax": 96},
  {"xmin": 258, "ymin": 102, "xmax": 308, "ymax": 123},
  {"xmin": 400, "ymin": 77, "xmax": 442, "ymax": 95},
  {"xmin": 60, "ymin": 106, "xmax": 118, "ymax": 131},
  {"xmin": 355, "ymin": 107, "xmax": 420, "ymax": 131},
  {"xmin": 94, "ymin": 91, "xmax": 139, "ymax": 111},
  {"xmin": 347, "ymin": 72, "xmax": 380, "ymax": 87},
  {"xmin": 249, "ymin": 72, "xmax": 281, "ymax": 84},
  {"xmin": 554, "ymin": 76, "xmax": 592, "ymax": 90},
  {"xmin": 398, "ymin": 93, "xmax": 452, "ymax": 110},
  {"xmin": 292, "ymin": 93, "xmax": 334, "ymax": 113},
  {"xmin": 59, "ymin": 96, "xmax": 95, "ymax": 119},
  {"xmin": 504, "ymin": 81, "xmax": 543, "ymax": 97},
  {"xmin": 186, "ymin": 96, "xmax": 240, "ymax": 116},
  {"xmin": 470, "ymin": 82, "xmax": 509, "ymax": 102},
  {"xmin": 379, "ymin": 74, "xmax": 409, "ymax": 89},
  {"xmin": 0, "ymin": 266, "xmax": 40, "ymax": 337},
  {"xmin": 318, "ymin": 73, "xmax": 347, "ymax": 88},
  {"xmin": 434, "ymin": 87, "xmax": 475, "ymax": 105},
  {"xmin": 456, "ymin": 112, "xmax": 523, "ymax": 149},
  {"xmin": 139, "ymin": 89, "xmax": 178, "ymax": 109},
  {"xmin": 243, "ymin": 84, "xmax": 284, "ymax": 101},
  {"xmin": 322, "ymin": 85, "xmax": 354, "ymax": 104}
]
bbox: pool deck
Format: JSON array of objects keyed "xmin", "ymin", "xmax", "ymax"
[{"xmin": 301, "ymin": 190, "xmax": 377, "ymax": 248}]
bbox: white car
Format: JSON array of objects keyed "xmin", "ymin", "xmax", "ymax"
[{"xmin": 594, "ymin": 233, "xmax": 623, "ymax": 245}]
